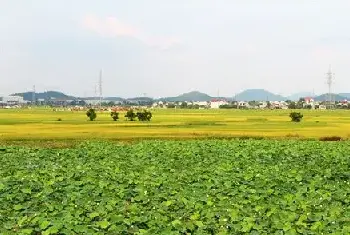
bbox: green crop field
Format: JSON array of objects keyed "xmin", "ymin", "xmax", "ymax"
[
  {"xmin": 1, "ymin": 140, "xmax": 349, "ymax": 234},
  {"xmin": 0, "ymin": 108, "xmax": 350, "ymax": 145},
  {"xmin": 1, "ymin": 108, "xmax": 350, "ymax": 234}
]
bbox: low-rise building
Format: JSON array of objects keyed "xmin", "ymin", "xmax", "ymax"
[
  {"xmin": 210, "ymin": 99, "xmax": 229, "ymax": 109},
  {"xmin": 0, "ymin": 96, "xmax": 25, "ymax": 105}
]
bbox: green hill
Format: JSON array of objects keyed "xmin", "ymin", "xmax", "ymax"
[
  {"xmin": 287, "ymin": 92, "xmax": 315, "ymax": 101},
  {"xmin": 160, "ymin": 91, "xmax": 212, "ymax": 102},
  {"xmin": 314, "ymin": 93, "xmax": 348, "ymax": 101},
  {"xmin": 12, "ymin": 91, "xmax": 76, "ymax": 101},
  {"xmin": 235, "ymin": 89, "xmax": 286, "ymax": 101},
  {"xmin": 338, "ymin": 93, "xmax": 350, "ymax": 99}
]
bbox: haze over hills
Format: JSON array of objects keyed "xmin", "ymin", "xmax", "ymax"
[
  {"xmin": 313, "ymin": 94, "xmax": 348, "ymax": 102},
  {"xmin": 234, "ymin": 89, "xmax": 286, "ymax": 101},
  {"xmin": 287, "ymin": 92, "xmax": 315, "ymax": 101},
  {"xmin": 11, "ymin": 91, "xmax": 76, "ymax": 101},
  {"xmin": 338, "ymin": 93, "xmax": 350, "ymax": 99},
  {"xmin": 9, "ymin": 89, "xmax": 350, "ymax": 102},
  {"xmin": 160, "ymin": 91, "xmax": 212, "ymax": 102}
]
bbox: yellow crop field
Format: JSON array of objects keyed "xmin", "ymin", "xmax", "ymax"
[{"xmin": 0, "ymin": 108, "xmax": 350, "ymax": 145}]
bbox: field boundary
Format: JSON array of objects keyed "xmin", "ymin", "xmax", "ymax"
[{"xmin": 0, "ymin": 134, "xmax": 348, "ymax": 148}]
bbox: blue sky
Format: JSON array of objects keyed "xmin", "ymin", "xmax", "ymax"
[{"xmin": 1, "ymin": 0, "xmax": 350, "ymax": 98}]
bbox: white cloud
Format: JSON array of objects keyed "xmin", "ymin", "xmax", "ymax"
[{"xmin": 81, "ymin": 14, "xmax": 181, "ymax": 50}]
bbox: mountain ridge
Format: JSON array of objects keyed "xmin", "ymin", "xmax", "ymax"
[
  {"xmin": 234, "ymin": 89, "xmax": 286, "ymax": 101},
  {"xmin": 9, "ymin": 90, "xmax": 350, "ymax": 102}
]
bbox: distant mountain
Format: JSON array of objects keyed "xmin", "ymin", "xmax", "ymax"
[
  {"xmin": 287, "ymin": 92, "xmax": 315, "ymax": 101},
  {"xmin": 338, "ymin": 93, "xmax": 350, "ymax": 99},
  {"xmin": 235, "ymin": 89, "xmax": 286, "ymax": 101},
  {"xmin": 160, "ymin": 91, "xmax": 212, "ymax": 102},
  {"xmin": 12, "ymin": 91, "xmax": 75, "ymax": 101},
  {"xmin": 104, "ymin": 97, "xmax": 125, "ymax": 101},
  {"xmin": 127, "ymin": 97, "xmax": 154, "ymax": 102},
  {"xmin": 82, "ymin": 97, "xmax": 125, "ymax": 101},
  {"xmin": 314, "ymin": 93, "xmax": 348, "ymax": 101}
]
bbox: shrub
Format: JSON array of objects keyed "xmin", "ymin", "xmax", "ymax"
[
  {"xmin": 285, "ymin": 133, "xmax": 300, "ymax": 138},
  {"xmin": 110, "ymin": 111, "xmax": 119, "ymax": 121},
  {"xmin": 57, "ymin": 118, "xmax": 62, "ymax": 121},
  {"xmin": 86, "ymin": 108, "xmax": 97, "ymax": 121},
  {"xmin": 289, "ymin": 112, "xmax": 303, "ymax": 122},
  {"xmin": 319, "ymin": 136, "xmax": 342, "ymax": 141},
  {"xmin": 125, "ymin": 109, "xmax": 137, "ymax": 121},
  {"xmin": 136, "ymin": 110, "xmax": 152, "ymax": 121}
]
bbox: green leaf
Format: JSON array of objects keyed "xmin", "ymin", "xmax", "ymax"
[
  {"xmin": 190, "ymin": 212, "xmax": 200, "ymax": 220},
  {"xmin": 296, "ymin": 175, "xmax": 302, "ymax": 182},
  {"xmin": 89, "ymin": 212, "xmax": 99, "ymax": 219},
  {"xmin": 20, "ymin": 228, "xmax": 33, "ymax": 234},
  {"xmin": 171, "ymin": 219, "xmax": 182, "ymax": 226},
  {"xmin": 40, "ymin": 220, "xmax": 51, "ymax": 230},
  {"xmin": 165, "ymin": 200, "xmax": 172, "ymax": 206},
  {"xmin": 195, "ymin": 221, "xmax": 204, "ymax": 227},
  {"xmin": 21, "ymin": 188, "xmax": 31, "ymax": 194},
  {"xmin": 14, "ymin": 204, "xmax": 23, "ymax": 210},
  {"xmin": 42, "ymin": 226, "xmax": 59, "ymax": 235},
  {"xmin": 229, "ymin": 209, "xmax": 240, "ymax": 221},
  {"xmin": 96, "ymin": 220, "xmax": 110, "ymax": 229},
  {"xmin": 310, "ymin": 221, "xmax": 322, "ymax": 231}
]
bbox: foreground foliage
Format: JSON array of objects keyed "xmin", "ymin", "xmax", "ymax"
[{"xmin": 0, "ymin": 140, "xmax": 349, "ymax": 234}]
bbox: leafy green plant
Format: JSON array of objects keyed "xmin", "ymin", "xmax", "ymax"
[
  {"xmin": 86, "ymin": 108, "xmax": 97, "ymax": 121},
  {"xmin": 110, "ymin": 111, "xmax": 119, "ymax": 121},
  {"xmin": 1, "ymin": 140, "xmax": 349, "ymax": 234},
  {"xmin": 289, "ymin": 112, "xmax": 303, "ymax": 122}
]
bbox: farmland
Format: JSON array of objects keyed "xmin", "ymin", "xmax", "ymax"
[
  {"xmin": 0, "ymin": 108, "xmax": 350, "ymax": 145},
  {"xmin": 1, "ymin": 108, "xmax": 350, "ymax": 234},
  {"xmin": 1, "ymin": 140, "xmax": 349, "ymax": 234}
]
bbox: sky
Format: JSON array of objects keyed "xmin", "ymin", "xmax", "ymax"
[{"xmin": 1, "ymin": 0, "xmax": 350, "ymax": 98}]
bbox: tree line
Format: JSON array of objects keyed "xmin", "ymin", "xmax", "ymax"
[{"xmin": 86, "ymin": 109, "xmax": 152, "ymax": 122}]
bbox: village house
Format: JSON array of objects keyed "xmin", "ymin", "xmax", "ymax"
[{"xmin": 210, "ymin": 99, "xmax": 228, "ymax": 109}]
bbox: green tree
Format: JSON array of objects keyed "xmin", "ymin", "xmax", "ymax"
[
  {"xmin": 86, "ymin": 108, "xmax": 97, "ymax": 121},
  {"xmin": 110, "ymin": 111, "xmax": 119, "ymax": 121},
  {"xmin": 267, "ymin": 101, "xmax": 271, "ymax": 109},
  {"xmin": 125, "ymin": 109, "xmax": 137, "ymax": 121},
  {"xmin": 107, "ymin": 101, "xmax": 115, "ymax": 106},
  {"xmin": 167, "ymin": 103, "xmax": 176, "ymax": 109},
  {"xmin": 289, "ymin": 112, "xmax": 303, "ymax": 122},
  {"xmin": 180, "ymin": 102, "xmax": 188, "ymax": 109},
  {"xmin": 288, "ymin": 102, "xmax": 297, "ymax": 109},
  {"xmin": 136, "ymin": 110, "xmax": 153, "ymax": 121}
]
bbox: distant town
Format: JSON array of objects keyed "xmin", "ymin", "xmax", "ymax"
[{"xmin": 1, "ymin": 89, "xmax": 349, "ymax": 110}]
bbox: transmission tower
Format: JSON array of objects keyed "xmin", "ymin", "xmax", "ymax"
[
  {"xmin": 325, "ymin": 65, "xmax": 335, "ymax": 109},
  {"xmin": 32, "ymin": 85, "xmax": 36, "ymax": 105},
  {"xmin": 98, "ymin": 69, "xmax": 103, "ymax": 108}
]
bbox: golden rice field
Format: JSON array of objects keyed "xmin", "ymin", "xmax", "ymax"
[{"xmin": 0, "ymin": 108, "xmax": 350, "ymax": 146}]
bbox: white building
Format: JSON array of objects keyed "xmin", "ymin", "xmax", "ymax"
[
  {"xmin": 193, "ymin": 101, "xmax": 209, "ymax": 107},
  {"xmin": 0, "ymin": 96, "xmax": 25, "ymax": 105},
  {"xmin": 210, "ymin": 99, "xmax": 228, "ymax": 109},
  {"xmin": 238, "ymin": 101, "xmax": 249, "ymax": 108}
]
